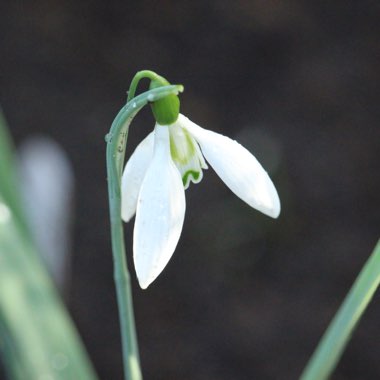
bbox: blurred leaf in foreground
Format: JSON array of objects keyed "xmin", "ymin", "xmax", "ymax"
[{"xmin": 0, "ymin": 110, "xmax": 98, "ymax": 380}]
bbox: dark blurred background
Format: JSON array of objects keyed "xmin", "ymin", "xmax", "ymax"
[{"xmin": 1, "ymin": 1, "xmax": 379, "ymax": 379}]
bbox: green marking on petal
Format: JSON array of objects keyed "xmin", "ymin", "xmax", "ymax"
[
  {"xmin": 183, "ymin": 170, "xmax": 200, "ymax": 186},
  {"xmin": 167, "ymin": 121, "xmax": 207, "ymax": 189},
  {"xmin": 169, "ymin": 127, "xmax": 195, "ymax": 164}
]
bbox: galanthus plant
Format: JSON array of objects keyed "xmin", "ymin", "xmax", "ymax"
[
  {"xmin": 106, "ymin": 71, "xmax": 380, "ymax": 380},
  {"xmin": 106, "ymin": 70, "xmax": 280, "ymax": 380}
]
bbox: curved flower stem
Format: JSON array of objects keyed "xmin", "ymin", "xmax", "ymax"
[
  {"xmin": 301, "ymin": 239, "xmax": 380, "ymax": 380},
  {"xmin": 126, "ymin": 70, "xmax": 163, "ymax": 103},
  {"xmin": 106, "ymin": 84, "xmax": 183, "ymax": 380}
]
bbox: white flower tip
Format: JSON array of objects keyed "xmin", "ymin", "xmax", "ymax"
[
  {"xmin": 121, "ymin": 201, "xmax": 134, "ymax": 223},
  {"xmin": 253, "ymin": 178, "xmax": 281, "ymax": 219},
  {"xmin": 266, "ymin": 194, "xmax": 281, "ymax": 219},
  {"xmin": 121, "ymin": 215, "xmax": 133, "ymax": 223},
  {"xmin": 271, "ymin": 207, "xmax": 281, "ymax": 219},
  {"xmin": 134, "ymin": 254, "xmax": 169, "ymax": 290},
  {"xmin": 136, "ymin": 274, "xmax": 151, "ymax": 290}
]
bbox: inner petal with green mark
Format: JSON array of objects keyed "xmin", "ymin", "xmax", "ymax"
[{"xmin": 168, "ymin": 123, "xmax": 208, "ymax": 189}]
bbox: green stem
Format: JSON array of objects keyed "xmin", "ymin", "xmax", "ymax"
[
  {"xmin": 301, "ymin": 239, "xmax": 380, "ymax": 380},
  {"xmin": 127, "ymin": 70, "xmax": 163, "ymax": 103},
  {"xmin": 106, "ymin": 84, "xmax": 183, "ymax": 380}
]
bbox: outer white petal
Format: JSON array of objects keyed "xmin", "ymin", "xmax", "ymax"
[
  {"xmin": 179, "ymin": 114, "xmax": 280, "ymax": 218},
  {"xmin": 133, "ymin": 124, "xmax": 186, "ymax": 289},
  {"xmin": 121, "ymin": 132, "xmax": 154, "ymax": 222}
]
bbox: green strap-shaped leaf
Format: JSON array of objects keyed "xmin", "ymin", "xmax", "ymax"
[
  {"xmin": 0, "ymin": 192, "xmax": 98, "ymax": 379},
  {"xmin": 301, "ymin": 239, "xmax": 380, "ymax": 380},
  {"xmin": 0, "ymin": 109, "xmax": 98, "ymax": 380},
  {"xmin": 0, "ymin": 110, "xmax": 29, "ymax": 236}
]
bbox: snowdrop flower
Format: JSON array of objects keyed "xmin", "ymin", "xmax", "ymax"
[{"xmin": 121, "ymin": 114, "xmax": 280, "ymax": 289}]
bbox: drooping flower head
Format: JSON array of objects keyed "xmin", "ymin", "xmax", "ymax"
[{"xmin": 122, "ymin": 73, "xmax": 280, "ymax": 289}]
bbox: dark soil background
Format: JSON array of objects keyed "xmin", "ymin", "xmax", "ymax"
[{"xmin": 1, "ymin": 1, "xmax": 379, "ymax": 379}]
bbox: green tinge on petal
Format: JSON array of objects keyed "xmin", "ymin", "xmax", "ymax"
[
  {"xmin": 169, "ymin": 127, "xmax": 195, "ymax": 164},
  {"xmin": 182, "ymin": 170, "xmax": 200, "ymax": 187},
  {"xmin": 168, "ymin": 122, "xmax": 207, "ymax": 189}
]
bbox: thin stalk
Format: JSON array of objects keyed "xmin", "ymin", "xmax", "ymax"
[
  {"xmin": 301, "ymin": 239, "xmax": 380, "ymax": 380},
  {"xmin": 126, "ymin": 70, "xmax": 163, "ymax": 103},
  {"xmin": 106, "ymin": 84, "xmax": 183, "ymax": 380}
]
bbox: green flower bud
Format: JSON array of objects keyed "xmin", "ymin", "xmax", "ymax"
[{"xmin": 149, "ymin": 75, "xmax": 180, "ymax": 125}]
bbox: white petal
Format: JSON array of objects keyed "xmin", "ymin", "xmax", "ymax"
[
  {"xmin": 179, "ymin": 115, "xmax": 280, "ymax": 218},
  {"xmin": 133, "ymin": 124, "xmax": 186, "ymax": 289},
  {"xmin": 121, "ymin": 132, "xmax": 154, "ymax": 222}
]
